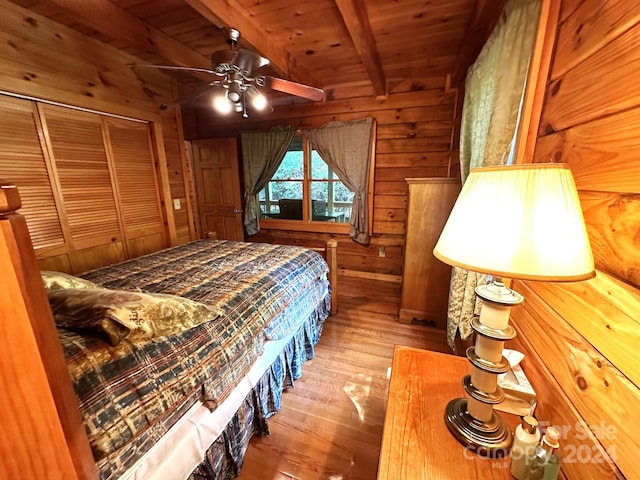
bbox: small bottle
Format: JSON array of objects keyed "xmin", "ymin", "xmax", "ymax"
[
  {"xmin": 526, "ymin": 427, "xmax": 562, "ymax": 480},
  {"xmin": 510, "ymin": 415, "xmax": 541, "ymax": 479}
]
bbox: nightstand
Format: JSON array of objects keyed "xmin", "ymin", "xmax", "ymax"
[{"xmin": 378, "ymin": 346, "xmax": 517, "ymax": 479}]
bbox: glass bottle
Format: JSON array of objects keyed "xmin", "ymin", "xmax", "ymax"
[
  {"xmin": 526, "ymin": 426, "xmax": 562, "ymax": 480},
  {"xmin": 510, "ymin": 415, "xmax": 541, "ymax": 479}
]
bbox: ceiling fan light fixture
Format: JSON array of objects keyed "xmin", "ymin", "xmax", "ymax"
[
  {"xmin": 228, "ymin": 89, "xmax": 242, "ymax": 103},
  {"xmin": 247, "ymin": 87, "xmax": 268, "ymax": 111},
  {"xmin": 212, "ymin": 91, "xmax": 233, "ymax": 114}
]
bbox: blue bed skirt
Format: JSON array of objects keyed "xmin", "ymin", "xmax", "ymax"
[{"xmin": 188, "ymin": 290, "xmax": 330, "ymax": 479}]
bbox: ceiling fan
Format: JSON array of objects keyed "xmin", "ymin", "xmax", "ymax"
[{"xmin": 132, "ymin": 28, "xmax": 324, "ymax": 117}]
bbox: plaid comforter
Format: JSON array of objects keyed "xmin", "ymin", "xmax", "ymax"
[{"xmin": 59, "ymin": 240, "xmax": 330, "ymax": 479}]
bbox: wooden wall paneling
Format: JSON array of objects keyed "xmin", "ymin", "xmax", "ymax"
[
  {"xmin": 103, "ymin": 116, "xmax": 167, "ymax": 257},
  {"xmin": 551, "ymin": 0, "xmax": 640, "ymax": 81},
  {"xmin": 578, "ymin": 190, "xmax": 640, "ymax": 289},
  {"xmin": 558, "ymin": 0, "xmax": 584, "ymax": 23},
  {"xmin": 38, "ymin": 104, "xmax": 126, "ymax": 272},
  {"xmin": 540, "ymin": 21, "xmax": 640, "ymax": 134},
  {"xmin": 173, "ymin": 103, "xmax": 197, "ymax": 243},
  {"xmin": 511, "ymin": 280, "xmax": 632, "ymax": 479},
  {"xmin": 0, "ymin": 0, "xmax": 176, "ymax": 121},
  {"xmin": 160, "ymin": 96, "xmax": 193, "ymax": 245},
  {"xmin": 509, "ymin": 314, "xmax": 621, "ymax": 480},
  {"xmin": 376, "ymin": 121, "xmax": 454, "ymax": 140},
  {"xmin": 193, "ymin": 104, "xmax": 456, "ymax": 139},
  {"xmin": 533, "ymin": 107, "xmax": 640, "ymax": 193},
  {"xmin": 183, "ymin": 141, "xmax": 202, "ymax": 239},
  {"xmin": 528, "ymin": 273, "xmax": 640, "ymax": 389},
  {"xmin": 150, "ymin": 121, "xmax": 178, "ymax": 246}
]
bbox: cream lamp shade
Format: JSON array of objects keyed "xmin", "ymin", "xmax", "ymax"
[{"xmin": 433, "ymin": 163, "xmax": 595, "ymax": 281}]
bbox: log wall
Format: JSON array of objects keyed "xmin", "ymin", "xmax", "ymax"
[{"xmin": 510, "ymin": 1, "xmax": 640, "ymax": 478}]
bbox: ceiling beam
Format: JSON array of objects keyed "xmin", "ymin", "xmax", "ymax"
[
  {"xmin": 450, "ymin": 0, "xmax": 507, "ymax": 87},
  {"xmin": 184, "ymin": 0, "xmax": 320, "ymax": 89},
  {"xmin": 334, "ymin": 0, "xmax": 386, "ymax": 96},
  {"xmin": 41, "ymin": 0, "xmax": 216, "ymax": 83}
]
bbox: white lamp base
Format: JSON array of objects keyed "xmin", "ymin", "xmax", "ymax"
[{"xmin": 443, "ymin": 279, "xmax": 522, "ymax": 457}]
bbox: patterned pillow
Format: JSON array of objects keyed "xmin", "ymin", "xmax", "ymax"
[
  {"xmin": 48, "ymin": 288, "xmax": 219, "ymax": 346},
  {"xmin": 41, "ymin": 271, "xmax": 99, "ymax": 291}
]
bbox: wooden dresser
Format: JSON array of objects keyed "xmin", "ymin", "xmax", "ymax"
[
  {"xmin": 378, "ymin": 346, "xmax": 516, "ymax": 479},
  {"xmin": 399, "ymin": 178, "xmax": 460, "ymax": 328}
]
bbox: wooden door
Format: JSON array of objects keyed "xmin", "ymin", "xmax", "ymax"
[
  {"xmin": 104, "ymin": 117, "xmax": 167, "ymax": 257},
  {"xmin": 192, "ymin": 138, "xmax": 244, "ymax": 240},
  {"xmin": 39, "ymin": 104, "xmax": 126, "ymax": 272},
  {"xmin": 0, "ymin": 96, "xmax": 69, "ymax": 265}
]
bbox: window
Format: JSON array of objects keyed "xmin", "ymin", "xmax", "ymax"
[{"xmin": 259, "ymin": 135, "xmax": 354, "ymax": 226}]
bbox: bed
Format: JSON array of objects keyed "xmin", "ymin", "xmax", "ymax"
[{"xmin": 0, "ymin": 181, "xmax": 338, "ymax": 480}]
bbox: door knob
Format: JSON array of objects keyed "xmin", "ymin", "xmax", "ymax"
[{"xmin": 233, "ymin": 209, "xmax": 242, "ymax": 213}]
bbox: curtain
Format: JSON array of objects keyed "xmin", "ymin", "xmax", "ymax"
[
  {"xmin": 447, "ymin": 0, "xmax": 542, "ymax": 350},
  {"xmin": 306, "ymin": 117, "xmax": 374, "ymax": 244},
  {"xmin": 241, "ymin": 126, "xmax": 296, "ymax": 235}
]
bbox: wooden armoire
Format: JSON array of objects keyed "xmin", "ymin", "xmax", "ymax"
[{"xmin": 399, "ymin": 178, "xmax": 460, "ymax": 328}]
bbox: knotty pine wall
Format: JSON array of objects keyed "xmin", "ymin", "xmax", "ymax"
[
  {"xmin": 0, "ymin": 0, "xmax": 195, "ymax": 250},
  {"xmin": 509, "ymin": 1, "xmax": 640, "ymax": 478},
  {"xmin": 184, "ymin": 77, "xmax": 459, "ymax": 279}
]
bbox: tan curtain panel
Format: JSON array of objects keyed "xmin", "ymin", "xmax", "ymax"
[
  {"xmin": 241, "ymin": 126, "xmax": 296, "ymax": 235},
  {"xmin": 305, "ymin": 117, "xmax": 374, "ymax": 244},
  {"xmin": 448, "ymin": 0, "xmax": 542, "ymax": 349}
]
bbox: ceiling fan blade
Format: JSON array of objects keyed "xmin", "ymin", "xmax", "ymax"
[
  {"xmin": 129, "ymin": 64, "xmax": 218, "ymax": 76},
  {"xmin": 231, "ymin": 48, "xmax": 269, "ymax": 74},
  {"xmin": 264, "ymin": 76, "xmax": 325, "ymax": 102},
  {"xmin": 178, "ymin": 82, "xmax": 221, "ymax": 105}
]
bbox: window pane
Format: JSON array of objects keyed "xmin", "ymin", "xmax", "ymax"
[
  {"xmin": 273, "ymin": 136, "xmax": 303, "ymax": 180},
  {"xmin": 310, "ymin": 180, "xmax": 353, "ymax": 223},
  {"xmin": 259, "ymin": 181, "xmax": 303, "ymax": 218},
  {"xmin": 311, "ymin": 149, "xmax": 330, "ymax": 180}
]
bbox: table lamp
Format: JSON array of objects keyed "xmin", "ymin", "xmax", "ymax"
[{"xmin": 433, "ymin": 163, "xmax": 595, "ymax": 456}]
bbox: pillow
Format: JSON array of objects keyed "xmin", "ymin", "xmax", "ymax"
[
  {"xmin": 48, "ymin": 288, "xmax": 219, "ymax": 346},
  {"xmin": 41, "ymin": 271, "xmax": 99, "ymax": 291}
]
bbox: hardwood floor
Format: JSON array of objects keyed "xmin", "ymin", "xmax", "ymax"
[{"xmin": 237, "ymin": 275, "xmax": 453, "ymax": 480}]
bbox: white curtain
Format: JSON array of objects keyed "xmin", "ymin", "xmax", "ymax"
[{"xmin": 447, "ymin": 0, "xmax": 542, "ymax": 349}]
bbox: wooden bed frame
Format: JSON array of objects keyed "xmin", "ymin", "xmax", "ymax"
[{"xmin": 0, "ymin": 180, "xmax": 338, "ymax": 480}]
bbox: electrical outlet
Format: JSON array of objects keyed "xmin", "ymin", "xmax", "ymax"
[
  {"xmin": 378, "ymin": 246, "xmax": 386, "ymax": 257},
  {"xmin": 173, "ymin": 198, "xmax": 181, "ymax": 210}
]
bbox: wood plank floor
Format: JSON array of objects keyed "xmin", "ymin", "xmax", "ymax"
[{"xmin": 237, "ymin": 275, "xmax": 453, "ymax": 480}]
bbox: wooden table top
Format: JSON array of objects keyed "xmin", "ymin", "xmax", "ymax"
[{"xmin": 377, "ymin": 346, "xmax": 517, "ymax": 479}]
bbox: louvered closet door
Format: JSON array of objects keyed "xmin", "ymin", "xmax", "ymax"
[
  {"xmin": 105, "ymin": 117, "xmax": 166, "ymax": 257},
  {"xmin": 40, "ymin": 104, "xmax": 126, "ymax": 272},
  {"xmin": 0, "ymin": 96, "xmax": 72, "ymax": 270}
]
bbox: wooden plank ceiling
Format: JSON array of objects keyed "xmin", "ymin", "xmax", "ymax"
[{"xmin": 8, "ymin": 0, "xmax": 494, "ymax": 108}]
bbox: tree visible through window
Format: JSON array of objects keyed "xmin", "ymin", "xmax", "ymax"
[{"xmin": 259, "ymin": 135, "xmax": 353, "ymax": 223}]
